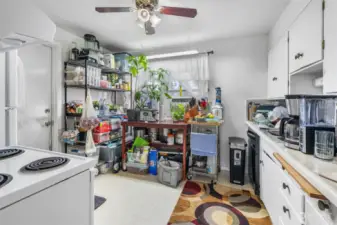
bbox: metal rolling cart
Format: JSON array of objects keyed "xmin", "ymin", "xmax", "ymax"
[{"xmin": 187, "ymin": 121, "xmax": 223, "ymax": 184}]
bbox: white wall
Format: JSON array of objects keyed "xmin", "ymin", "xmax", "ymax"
[
  {"xmin": 206, "ymin": 35, "xmax": 268, "ymax": 169},
  {"xmin": 269, "ymin": 0, "xmax": 310, "ymax": 49}
]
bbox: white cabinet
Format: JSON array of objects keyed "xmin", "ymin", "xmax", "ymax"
[
  {"xmin": 268, "ymin": 34, "xmax": 289, "ymax": 98},
  {"xmin": 323, "ymin": 0, "xmax": 337, "ymax": 93},
  {"xmin": 289, "ymin": 0, "xmax": 324, "ymax": 74},
  {"xmin": 260, "ymin": 146, "xmax": 284, "ymax": 225}
]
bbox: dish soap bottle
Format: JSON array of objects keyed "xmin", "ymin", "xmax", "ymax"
[{"xmin": 211, "ymin": 87, "xmax": 223, "ymax": 119}]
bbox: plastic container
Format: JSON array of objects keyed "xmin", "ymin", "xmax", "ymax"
[
  {"xmin": 126, "ymin": 162, "xmax": 148, "ymax": 174},
  {"xmin": 114, "ymin": 52, "xmax": 131, "ymax": 72},
  {"xmin": 99, "ymin": 142, "xmax": 122, "ymax": 162},
  {"xmin": 100, "ymin": 80, "xmax": 109, "ymax": 88},
  {"xmin": 149, "ymin": 149, "xmax": 158, "ymax": 175},
  {"xmin": 68, "ymin": 145, "xmax": 100, "ymax": 165},
  {"xmin": 93, "ymin": 132, "xmax": 110, "ymax": 144},
  {"xmin": 110, "ymin": 118, "xmax": 121, "ymax": 131},
  {"xmin": 94, "ymin": 121, "xmax": 111, "ymax": 133},
  {"xmin": 175, "ymin": 131, "xmax": 184, "ymax": 144},
  {"xmin": 167, "ymin": 134, "xmax": 175, "ymax": 146},
  {"xmin": 158, "ymin": 160, "xmax": 182, "ymax": 187}
]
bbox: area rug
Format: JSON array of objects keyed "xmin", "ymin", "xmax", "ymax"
[
  {"xmin": 94, "ymin": 195, "xmax": 106, "ymax": 210},
  {"xmin": 168, "ymin": 181, "xmax": 271, "ymax": 225}
]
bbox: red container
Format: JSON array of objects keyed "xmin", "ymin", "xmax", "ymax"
[
  {"xmin": 94, "ymin": 121, "xmax": 111, "ymax": 133},
  {"xmin": 93, "ymin": 132, "xmax": 110, "ymax": 144}
]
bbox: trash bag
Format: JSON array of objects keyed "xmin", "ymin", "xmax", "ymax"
[
  {"xmin": 85, "ymin": 130, "xmax": 97, "ymax": 155},
  {"xmin": 80, "ymin": 91, "xmax": 100, "ymax": 130}
]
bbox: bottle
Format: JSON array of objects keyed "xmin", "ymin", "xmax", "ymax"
[{"xmin": 69, "ymin": 42, "xmax": 79, "ymax": 61}]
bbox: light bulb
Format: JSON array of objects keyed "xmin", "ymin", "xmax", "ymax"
[{"xmin": 150, "ymin": 14, "xmax": 161, "ymax": 27}]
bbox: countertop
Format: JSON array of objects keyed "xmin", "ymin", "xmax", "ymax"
[{"xmin": 246, "ymin": 121, "xmax": 337, "ymax": 206}]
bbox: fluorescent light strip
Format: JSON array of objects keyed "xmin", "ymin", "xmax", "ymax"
[{"xmin": 147, "ymin": 50, "xmax": 199, "ymax": 60}]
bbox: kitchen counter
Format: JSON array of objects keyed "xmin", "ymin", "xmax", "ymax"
[{"xmin": 246, "ymin": 121, "xmax": 337, "ymax": 206}]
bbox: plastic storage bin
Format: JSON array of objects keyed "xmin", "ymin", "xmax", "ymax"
[
  {"xmin": 93, "ymin": 132, "xmax": 110, "ymax": 143},
  {"xmin": 114, "ymin": 52, "xmax": 131, "ymax": 72},
  {"xmin": 68, "ymin": 145, "xmax": 100, "ymax": 165},
  {"xmin": 126, "ymin": 162, "xmax": 148, "ymax": 174},
  {"xmin": 94, "ymin": 121, "xmax": 111, "ymax": 133},
  {"xmin": 158, "ymin": 160, "xmax": 182, "ymax": 187},
  {"xmin": 99, "ymin": 142, "xmax": 122, "ymax": 162}
]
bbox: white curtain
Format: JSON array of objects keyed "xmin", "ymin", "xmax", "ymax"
[{"xmin": 148, "ymin": 54, "xmax": 210, "ymax": 97}]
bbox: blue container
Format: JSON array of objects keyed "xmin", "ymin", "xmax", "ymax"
[{"xmin": 148, "ymin": 149, "xmax": 158, "ymax": 175}]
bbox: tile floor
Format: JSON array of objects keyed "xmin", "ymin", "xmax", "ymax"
[{"xmin": 94, "ymin": 171, "xmax": 253, "ymax": 225}]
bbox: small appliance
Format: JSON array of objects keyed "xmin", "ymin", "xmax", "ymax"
[
  {"xmin": 300, "ymin": 127, "xmax": 335, "ymax": 155},
  {"xmin": 139, "ymin": 109, "xmax": 157, "ymax": 122},
  {"xmin": 314, "ymin": 129, "xmax": 335, "ymax": 160},
  {"xmin": 127, "ymin": 109, "xmax": 140, "ymax": 121},
  {"xmin": 299, "ymin": 95, "xmax": 337, "ymax": 154},
  {"xmin": 284, "ymin": 95, "xmax": 302, "ymax": 150}
]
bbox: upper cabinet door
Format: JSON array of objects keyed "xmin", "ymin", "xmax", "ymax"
[
  {"xmin": 289, "ymin": 0, "xmax": 323, "ymax": 74},
  {"xmin": 323, "ymin": 0, "xmax": 337, "ymax": 93},
  {"xmin": 268, "ymin": 34, "xmax": 289, "ymax": 98}
]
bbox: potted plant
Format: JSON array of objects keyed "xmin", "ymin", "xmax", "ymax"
[
  {"xmin": 127, "ymin": 55, "xmax": 149, "ymax": 108},
  {"xmin": 171, "ymin": 103, "xmax": 186, "ymax": 122},
  {"xmin": 144, "ymin": 68, "xmax": 172, "ymax": 107}
]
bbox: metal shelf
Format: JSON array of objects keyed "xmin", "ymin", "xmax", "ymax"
[
  {"xmin": 65, "ymin": 84, "xmax": 130, "ymax": 92},
  {"xmin": 65, "ymin": 60, "xmax": 131, "ymax": 75}
]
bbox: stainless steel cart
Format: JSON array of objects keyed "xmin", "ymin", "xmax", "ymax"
[{"xmin": 187, "ymin": 121, "xmax": 223, "ymax": 184}]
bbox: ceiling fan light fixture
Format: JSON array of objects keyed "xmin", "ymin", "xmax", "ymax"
[
  {"xmin": 137, "ymin": 9, "xmax": 151, "ymax": 23},
  {"xmin": 150, "ymin": 14, "xmax": 161, "ymax": 27}
]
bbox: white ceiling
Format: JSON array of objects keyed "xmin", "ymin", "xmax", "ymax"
[{"xmin": 31, "ymin": 0, "xmax": 290, "ymax": 52}]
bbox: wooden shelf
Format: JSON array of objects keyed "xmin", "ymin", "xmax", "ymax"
[
  {"xmin": 274, "ymin": 153, "xmax": 326, "ymax": 200},
  {"xmin": 65, "ymin": 84, "xmax": 130, "ymax": 92}
]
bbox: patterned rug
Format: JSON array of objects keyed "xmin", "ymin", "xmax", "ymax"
[{"xmin": 168, "ymin": 181, "xmax": 272, "ymax": 225}]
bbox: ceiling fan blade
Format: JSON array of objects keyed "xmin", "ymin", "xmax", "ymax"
[
  {"xmin": 159, "ymin": 6, "xmax": 197, "ymax": 18},
  {"xmin": 145, "ymin": 21, "xmax": 155, "ymax": 35},
  {"xmin": 95, "ymin": 7, "xmax": 133, "ymax": 13}
]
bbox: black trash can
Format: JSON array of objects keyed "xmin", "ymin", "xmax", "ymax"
[{"xmin": 229, "ymin": 137, "xmax": 247, "ymax": 185}]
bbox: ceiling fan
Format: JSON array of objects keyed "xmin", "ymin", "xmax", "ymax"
[{"xmin": 95, "ymin": 0, "xmax": 198, "ymax": 35}]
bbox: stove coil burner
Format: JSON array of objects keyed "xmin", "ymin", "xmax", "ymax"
[
  {"xmin": 0, "ymin": 174, "xmax": 13, "ymax": 188},
  {"xmin": 0, "ymin": 149, "xmax": 24, "ymax": 160},
  {"xmin": 22, "ymin": 157, "xmax": 70, "ymax": 172}
]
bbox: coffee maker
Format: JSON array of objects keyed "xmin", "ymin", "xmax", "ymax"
[
  {"xmin": 284, "ymin": 95, "xmax": 301, "ymax": 150},
  {"xmin": 299, "ymin": 95, "xmax": 337, "ymax": 154}
]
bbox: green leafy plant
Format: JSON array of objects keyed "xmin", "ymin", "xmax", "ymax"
[
  {"xmin": 144, "ymin": 68, "xmax": 172, "ymax": 103},
  {"xmin": 171, "ymin": 103, "xmax": 186, "ymax": 121},
  {"xmin": 134, "ymin": 91, "xmax": 146, "ymax": 109},
  {"xmin": 127, "ymin": 55, "xmax": 148, "ymax": 78}
]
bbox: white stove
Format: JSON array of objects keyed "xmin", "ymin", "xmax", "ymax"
[{"xmin": 0, "ymin": 146, "xmax": 96, "ymax": 225}]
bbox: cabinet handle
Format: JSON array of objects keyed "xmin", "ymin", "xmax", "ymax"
[
  {"xmin": 272, "ymin": 77, "xmax": 278, "ymax": 81},
  {"xmin": 294, "ymin": 54, "xmax": 298, "ymax": 60},
  {"xmin": 282, "ymin": 183, "xmax": 290, "ymax": 191},
  {"xmin": 299, "ymin": 53, "xmax": 304, "ymax": 58},
  {"xmin": 283, "ymin": 206, "xmax": 289, "ymax": 214},
  {"xmin": 318, "ymin": 200, "xmax": 330, "ymax": 211},
  {"xmin": 260, "ymin": 160, "xmax": 264, "ymax": 166}
]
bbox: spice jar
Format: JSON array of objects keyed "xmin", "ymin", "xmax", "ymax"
[{"xmin": 167, "ymin": 134, "xmax": 175, "ymax": 145}]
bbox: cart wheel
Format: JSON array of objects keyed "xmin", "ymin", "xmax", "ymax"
[
  {"xmin": 211, "ymin": 180, "xmax": 217, "ymax": 185},
  {"xmin": 187, "ymin": 173, "xmax": 193, "ymax": 180},
  {"xmin": 112, "ymin": 162, "xmax": 121, "ymax": 174}
]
